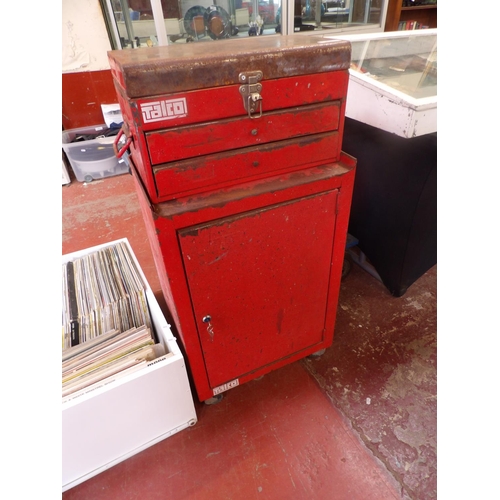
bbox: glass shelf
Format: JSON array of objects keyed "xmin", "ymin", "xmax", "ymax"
[{"xmin": 349, "ymin": 30, "xmax": 437, "ymax": 100}]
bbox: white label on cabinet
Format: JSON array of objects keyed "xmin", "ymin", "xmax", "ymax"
[
  {"xmin": 141, "ymin": 97, "xmax": 187, "ymax": 123},
  {"xmin": 213, "ymin": 379, "xmax": 239, "ymax": 395}
]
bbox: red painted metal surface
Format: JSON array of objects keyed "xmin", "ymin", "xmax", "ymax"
[
  {"xmin": 113, "ymin": 71, "xmax": 349, "ymax": 132},
  {"xmin": 110, "ymin": 35, "xmax": 356, "ymax": 403},
  {"xmin": 113, "ymin": 70, "xmax": 348, "ymax": 203},
  {"xmin": 179, "ymin": 190, "xmax": 338, "ymax": 387},
  {"xmin": 130, "ymin": 156, "xmax": 356, "ymax": 402},
  {"xmin": 146, "ymin": 102, "xmax": 340, "ymax": 165},
  {"xmin": 153, "ymin": 132, "xmax": 341, "ymax": 200},
  {"xmin": 108, "ymin": 38, "xmax": 350, "ymax": 204}
]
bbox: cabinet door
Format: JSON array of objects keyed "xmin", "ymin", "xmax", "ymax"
[{"xmin": 178, "ymin": 190, "xmax": 338, "ymax": 388}]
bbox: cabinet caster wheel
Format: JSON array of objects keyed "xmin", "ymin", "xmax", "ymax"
[
  {"xmin": 204, "ymin": 394, "xmax": 224, "ymax": 405},
  {"xmin": 309, "ymin": 348, "xmax": 326, "ymax": 358},
  {"xmin": 342, "ymin": 254, "xmax": 353, "ymax": 280}
]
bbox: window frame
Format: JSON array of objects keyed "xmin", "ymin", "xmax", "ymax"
[{"xmin": 101, "ymin": 0, "xmax": 389, "ymax": 49}]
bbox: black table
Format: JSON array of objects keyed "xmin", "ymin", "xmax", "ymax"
[{"xmin": 342, "ymin": 117, "xmax": 437, "ymax": 297}]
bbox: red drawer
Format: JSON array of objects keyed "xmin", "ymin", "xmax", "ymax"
[
  {"xmin": 153, "ymin": 132, "xmax": 341, "ymax": 200},
  {"xmin": 146, "ymin": 101, "xmax": 340, "ymax": 165},
  {"xmin": 124, "ymin": 71, "xmax": 348, "ymax": 132}
]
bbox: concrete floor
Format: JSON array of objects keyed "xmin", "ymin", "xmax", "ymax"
[{"xmin": 62, "ymin": 170, "xmax": 437, "ymax": 499}]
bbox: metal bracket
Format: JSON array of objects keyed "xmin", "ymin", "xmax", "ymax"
[{"xmin": 239, "ymin": 71, "xmax": 263, "ymax": 119}]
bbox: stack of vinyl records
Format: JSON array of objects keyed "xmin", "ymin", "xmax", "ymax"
[{"xmin": 62, "ymin": 241, "xmax": 162, "ymax": 401}]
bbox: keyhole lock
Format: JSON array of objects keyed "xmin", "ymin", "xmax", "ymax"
[{"xmin": 203, "ymin": 315, "xmax": 214, "ymax": 341}]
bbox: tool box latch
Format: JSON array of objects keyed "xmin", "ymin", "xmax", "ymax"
[{"xmin": 239, "ymin": 71, "xmax": 263, "ymax": 119}]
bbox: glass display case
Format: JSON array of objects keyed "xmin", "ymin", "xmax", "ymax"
[
  {"xmin": 319, "ymin": 29, "xmax": 437, "ymax": 297},
  {"xmin": 323, "ymin": 28, "xmax": 437, "ymax": 137}
]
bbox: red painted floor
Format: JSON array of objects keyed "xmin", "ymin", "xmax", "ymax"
[{"xmin": 62, "ymin": 170, "xmax": 437, "ymax": 499}]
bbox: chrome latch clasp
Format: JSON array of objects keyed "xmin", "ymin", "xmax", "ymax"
[{"xmin": 239, "ymin": 71, "xmax": 263, "ymax": 119}]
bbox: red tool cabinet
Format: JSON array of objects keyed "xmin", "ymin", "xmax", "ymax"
[{"xmin": 108, "ymin": 35, "xmax": 356, "ymax": 403}]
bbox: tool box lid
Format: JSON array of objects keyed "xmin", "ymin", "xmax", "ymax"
[{"xmin": 108, "ymin": 35, "xmax": 351, "ymax": 99}]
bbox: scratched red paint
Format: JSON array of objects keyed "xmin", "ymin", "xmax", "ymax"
[{"xmin": 108, "ymin": 35, "xmax": 356, "ymax": 403}]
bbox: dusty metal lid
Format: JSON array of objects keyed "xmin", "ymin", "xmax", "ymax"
[{"xmin": 108, "ymin": 35, "xmax": 351, "ymax": 98}]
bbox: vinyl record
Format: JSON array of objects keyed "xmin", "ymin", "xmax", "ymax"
[
  {"xmin": 204, "ymin": 5, "xmax": 231, "ymax": 40},
  {"xmin": 184, "ymin": 6, "xmax": 207, "ymax": 37}
]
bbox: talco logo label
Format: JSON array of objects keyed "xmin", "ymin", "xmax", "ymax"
[
  {"xmin": 141, "ymin": 97, "xmax": 187, "ymax": 123},
  {"xmin": 213, "ymin": 379, "xmax": 239, "ymax": 395}
]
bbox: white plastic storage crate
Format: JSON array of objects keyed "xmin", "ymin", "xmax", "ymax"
[
  {"xmin": 62, "ymin": 124, "xmax": 129, "ymax": 182},
  {"xmin": 62, "ymin": 238, "xmax": 197, "ymax": 492}
]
